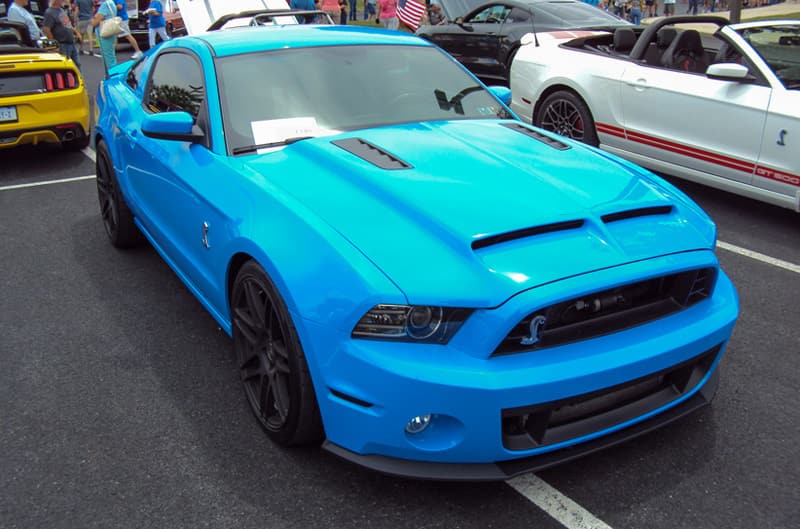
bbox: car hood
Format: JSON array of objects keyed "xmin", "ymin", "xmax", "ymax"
[{"xmin": 241, "ymin": 120, "xmax": 714, "ymax": 307}]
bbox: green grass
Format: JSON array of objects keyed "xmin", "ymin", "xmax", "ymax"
[{"xmin": 743, "ymin": 10, "xmax": 800, "ymax": 19}]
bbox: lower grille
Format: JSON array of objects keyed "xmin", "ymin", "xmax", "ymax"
[{"xmin": 501, "ymin": 344, "xmax": 720, "ymax": 451}]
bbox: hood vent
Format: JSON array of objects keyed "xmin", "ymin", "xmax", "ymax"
[
  {"xmin": 472, "ymin": 220, "xmax": 584, "ymax": 250},
  {"xmin": 602, "ymin": 205, "xmax": 673, "ymax": 223},
  {"xmin": 332, "ymin": 138, "xmax": 412, "ymax": 170},
  {"xmin": 502, "ymin": 123, "xmax": 570, "ymax": 151}
]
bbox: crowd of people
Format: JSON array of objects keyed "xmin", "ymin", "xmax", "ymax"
[{"xmin": 5, "ymin": 0, "xmax": 170, "ymax": 72}]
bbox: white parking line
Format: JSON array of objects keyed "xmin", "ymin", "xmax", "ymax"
[
  {"xmin": 508, "ymin": 474, "xmax": 614, "ymax": 529},
  {"xmin": 82, "ymin": 146, "xmax": 96, "ymax": 163},
  {"xmin": 0, "ymin": 175, "xmax": 95, "ymax": 192},
  {"xmin": 717, "ymin": 240, "xmax": 800, "ymax": 275}
]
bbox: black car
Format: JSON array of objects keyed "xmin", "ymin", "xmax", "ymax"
[{"xmin": 417, "ymin": 0, "xmax": 629, "ymax": 84}]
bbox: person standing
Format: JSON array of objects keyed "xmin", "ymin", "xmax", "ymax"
[
  {"xmin": 628, "ymin": 0, "xmax": 642, "ymax": 24},
  {"xmin": 43, "ymin": 0, "xmax": 81, "ymax": 69},
  {"xmin": 116, "ymin": 2, "xmax": 143, "ymax": 58},
  {"xmin": 290, "ymin": 0, "xmax": 317, "ymax": 23},
  {"xmin": 662, "ymin": 0, "xmax": 675, "ymax": 15},
  {"xmin": 91, "ymin": 0, "xmax": 118, "ymax": 72},
  {"xmin": 339, "ymin": 0, "xmax": 349, "ymax": 23},
  {"xmin": 348, "ymin": 0, "xmax": 357, "ymax": 21},
  {"xmin": 7, "ymin": 0, "xmax": 42, "ymax": 41},
  {"xmin": 144, "ymin": 0, "xmax": 170, "ymax": 48},
  {"xmin": 74, "ymin": 0, "xmax": 94, "ymax": 55},
  {"xmin": 364, "ymin": 0, "xmax": 376, "ymax": 21},
  {"xmin": 377, "ymin": 0, "xmax": 397, "ymax": 29}
]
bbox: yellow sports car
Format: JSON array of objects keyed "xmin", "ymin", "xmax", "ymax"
[{"xmin": 0, "ymin": 20, "xmax": 90, "ymax": 150}]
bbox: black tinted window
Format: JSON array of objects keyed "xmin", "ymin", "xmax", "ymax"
[
  {"xmin": 126, "ymin": 57, "xmax": 146, "ymax": 90},
  {"xmin": 532, "ymin": 1, "xmax": 627, "ymax": 27},
  {"xmin": 147, "ymin": 52, "xmax": 205, "ymax": 118}
]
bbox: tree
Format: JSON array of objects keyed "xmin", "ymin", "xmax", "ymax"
[{"xmin": 728, "ymin": 0, "xmax": 742, "ymax": 23}]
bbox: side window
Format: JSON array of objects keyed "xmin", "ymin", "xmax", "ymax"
[
  {"xmin": 470, "ymin": 5, "xmax": 506, "ymax": 23},
  {"xmin": 125, "ymin": 58, "xmax": 146, "ymax": 90},
  {"xmin": 146, "ymin": 52, "xmax": 206, "ymax": 120},
  {"xmin": 506, "ymin": 7, "xmax": 530, "ymax": 24}
]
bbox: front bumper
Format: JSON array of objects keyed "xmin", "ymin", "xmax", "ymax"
[
  {"xmin": 323, "ymin": 368, "xmax": 718, "ymax": 481},
  {"xmin": 296, "ymin": 250, "xmax": 738, "ymax": 479}
]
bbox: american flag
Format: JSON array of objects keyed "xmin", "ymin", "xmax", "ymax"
[{"xmin": 397, "ymin": 0, "xmax": 427, "ymax": 31}]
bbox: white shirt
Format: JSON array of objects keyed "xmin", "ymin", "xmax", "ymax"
[{"xmin": 8, "ymin": 2, "xmax": 42, "ymax": 41}]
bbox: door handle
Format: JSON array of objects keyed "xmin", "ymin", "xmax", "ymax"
[{"xmin": 625, "ymin": 78, "xmax": 648, "ymax": 90}]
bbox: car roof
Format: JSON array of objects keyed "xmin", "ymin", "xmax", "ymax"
[{"xmin": 194, "ymin": 24, "xmax": 433, "ymax": 57}]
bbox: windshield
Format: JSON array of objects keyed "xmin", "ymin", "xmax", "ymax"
[
  {"xmin": 737, "ymin": 24, "xmax": 800, "ymax": 89},
  {"xmin": 531, "ymin": 1, "xmax": 627, "ymax": 27},
  {"xmin": 216, "ymin": 44, "xmax": 511, "ymax": 154}
]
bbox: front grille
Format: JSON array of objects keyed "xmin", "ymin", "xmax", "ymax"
[
  {"xmin": 493, "ymin": 267, "xmax": 716, "ymax": 356},
  {"xmin": 501, "ymin": 344, "xmax": 720, "ymax": 450}
]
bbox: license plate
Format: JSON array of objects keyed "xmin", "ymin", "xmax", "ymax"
[{"xmin": 0, "ymin": 106, "xmax": 18, "ymax": 123}]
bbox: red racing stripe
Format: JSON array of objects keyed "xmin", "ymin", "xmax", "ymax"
[{"xmin": 595, "ymin": 122, "xmax": 800, "ymax": 188}]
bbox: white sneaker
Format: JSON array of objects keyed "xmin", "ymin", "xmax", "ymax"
[{"xmin": 131, "ymin": 51, "xmax": 143, "ymax": 59}]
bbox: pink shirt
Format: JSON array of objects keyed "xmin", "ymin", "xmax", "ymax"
[{"xmin": 378, "ymin": 0, "xmax": 397, "ymax": 18}]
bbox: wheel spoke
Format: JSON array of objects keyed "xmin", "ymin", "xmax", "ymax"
[
  {"xmin": 270, "ymin": 371, "xmax": 289, "ymax": 422},
  {"xmin": 233, "ymin": 306, "xmax": 259, "ymax": 347},
  {"xmin": 272, "ymin": 341, "xmax": 291, "ymax": 374},
  {"xmin": 244, "ymin": 280, "xmax": 266, "ymax": 325}
]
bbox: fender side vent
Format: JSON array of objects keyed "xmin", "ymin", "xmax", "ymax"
[
  {"xmin": 472, "ymin": 220, "xmax": 584, "ymax": 250},
  {"xmin": 502, "ymin": 123, "xmax": 571, "ymax": 150},
  {"xmin": 602, "ymin": 205, "xmax": 673, "ymax": 223},
  {"xmin": 332, "ymin": 138, "xmax": 412, "ymax": 170},
  {"xmin": 330, "ymin": 388, "xmax": 374, "ymax": 408}
]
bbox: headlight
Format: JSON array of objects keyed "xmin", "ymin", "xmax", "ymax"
[{"xmin": 351, "ymin": 304, "xmax": 472, "ymax": 344}]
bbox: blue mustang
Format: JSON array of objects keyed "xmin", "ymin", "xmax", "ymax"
[{"xmin": 94, "ymin": 23, "xmax": 738, "ymax": 480}]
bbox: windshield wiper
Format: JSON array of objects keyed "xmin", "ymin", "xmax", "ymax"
[{"xmin": 232, "ymin": 135, "xmax": 313, "ymax": 155}]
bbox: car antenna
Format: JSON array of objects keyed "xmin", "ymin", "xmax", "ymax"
[{"xmin": 527, "ymin": 6, "xmax": 540, "ymax": 46}]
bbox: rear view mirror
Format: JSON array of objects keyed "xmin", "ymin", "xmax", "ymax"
[
  {"xmin": 706, "ymin": 63, "xmax": 756, "ymax": 83},
  {"xmin": 488, "ymin": 85, "xmax": 512, "ymax": 105},
  {"xmin": 141, "ymin": 111, "xmax": 205, "ymax": 142}
]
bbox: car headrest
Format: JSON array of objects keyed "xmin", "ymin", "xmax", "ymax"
[
  {"xmin": 656, "ymin": 27, "xmax": 677, "ymax": 49},
  {"xmin": 613, "ymin": 27, "xmax": 636, "ymax": 52},
  {"xmin": 673, "ymin": 29, "xmax": 704, "ymax": 54}
]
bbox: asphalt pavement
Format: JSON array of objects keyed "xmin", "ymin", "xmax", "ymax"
[{"xmin": 1, "ymin": 46, "xmax": 799, "ymax": 529}]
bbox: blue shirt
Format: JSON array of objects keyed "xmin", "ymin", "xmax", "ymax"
[
  {"xmin": 8, "ymin": 2, "xmax": 42, "ymax": 40},
  {"xmin": 116, "ymin": 2, "xmax": 130, "ymax": 21},
  {"xmin": 96, "ymin": 0, "xmax": 117, "ymax": 38},
  {"xmin": 147, "ymin": 0, "xmax": 166, "ymax": 28},
  {"xmin": 75, "ymin": 0, "xmax": 94, "ymax": 21}
]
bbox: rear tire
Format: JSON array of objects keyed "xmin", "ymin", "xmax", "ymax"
[
  {"xmin": 231, "ymin": 261, "xmax": 324, "ymax": 446},
  {"xmin": 534, "ymin": 90, "xmax": 599, "ymax": 147},
  {"xmin": 95, "ymin": 140, "xmax": 141, "ymax": 248}
]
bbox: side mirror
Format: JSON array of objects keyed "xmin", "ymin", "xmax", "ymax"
[
  {"xmin": 141, "ymin": 111, "xmax": 205, "ymax": 142},
  {"xmin": 706, "ymin": 62, "xmax": 756, "ymax": 83},
  {"xmin": 488, "ymin": 85, "xmax": 512, "ymax": 105}
]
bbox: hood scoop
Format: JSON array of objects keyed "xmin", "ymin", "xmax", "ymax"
[
  {"xmin": 332, "ymin": 138, "xmax": 412, "ymax": 170},
  {"xmin": 602, "ymin": 205, "xmax": 673, "ymax": 223},
  {"xmin": 472, "ymin": 220, "xmax": 585, "ymax": 250},
  {"xmin": 502, "ymin": 123, "xmax": 570, "ymax": 150}
]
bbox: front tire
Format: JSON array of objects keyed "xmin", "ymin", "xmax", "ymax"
[
  {"xmin": 231, "ymin": 261, "xmax": 323, "ymax": 446},
  {"xmin": 534, "ymin": 90, "xmax": 599, "ymax": 147},
  {"xmin": 95, "ymin": 140, "xmax": 141, "ymax": 248}
]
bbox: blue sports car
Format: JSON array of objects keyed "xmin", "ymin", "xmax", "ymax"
[{"xmin": 94, "ymin": 22, "xmax": 738, "ymax": 480}]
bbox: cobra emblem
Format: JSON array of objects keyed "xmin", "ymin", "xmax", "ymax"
[{"xmin": 520, "ymin": 315, "xmax": 547, "ymax": 346}]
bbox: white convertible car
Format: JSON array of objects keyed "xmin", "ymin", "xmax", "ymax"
[{"xmin": 510, "ymin": 16, "xmax": 800, "ymax": 212}]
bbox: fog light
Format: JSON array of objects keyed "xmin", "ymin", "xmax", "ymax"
[{"xmin": 405, "ymin": 414, "xmax": 432, "ymax": 434}]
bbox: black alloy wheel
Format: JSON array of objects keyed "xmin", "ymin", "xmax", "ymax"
[
  {"xmin": 95, "ymin": 140, "xmax": 141, "ymax": 248},
  {"xmin": 535, "ymin": 90, "xmax": 599, "ymax": 147},
  {"xmin": 231, "ymin": 261, "xmax": 323, "ymax": 446}
]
